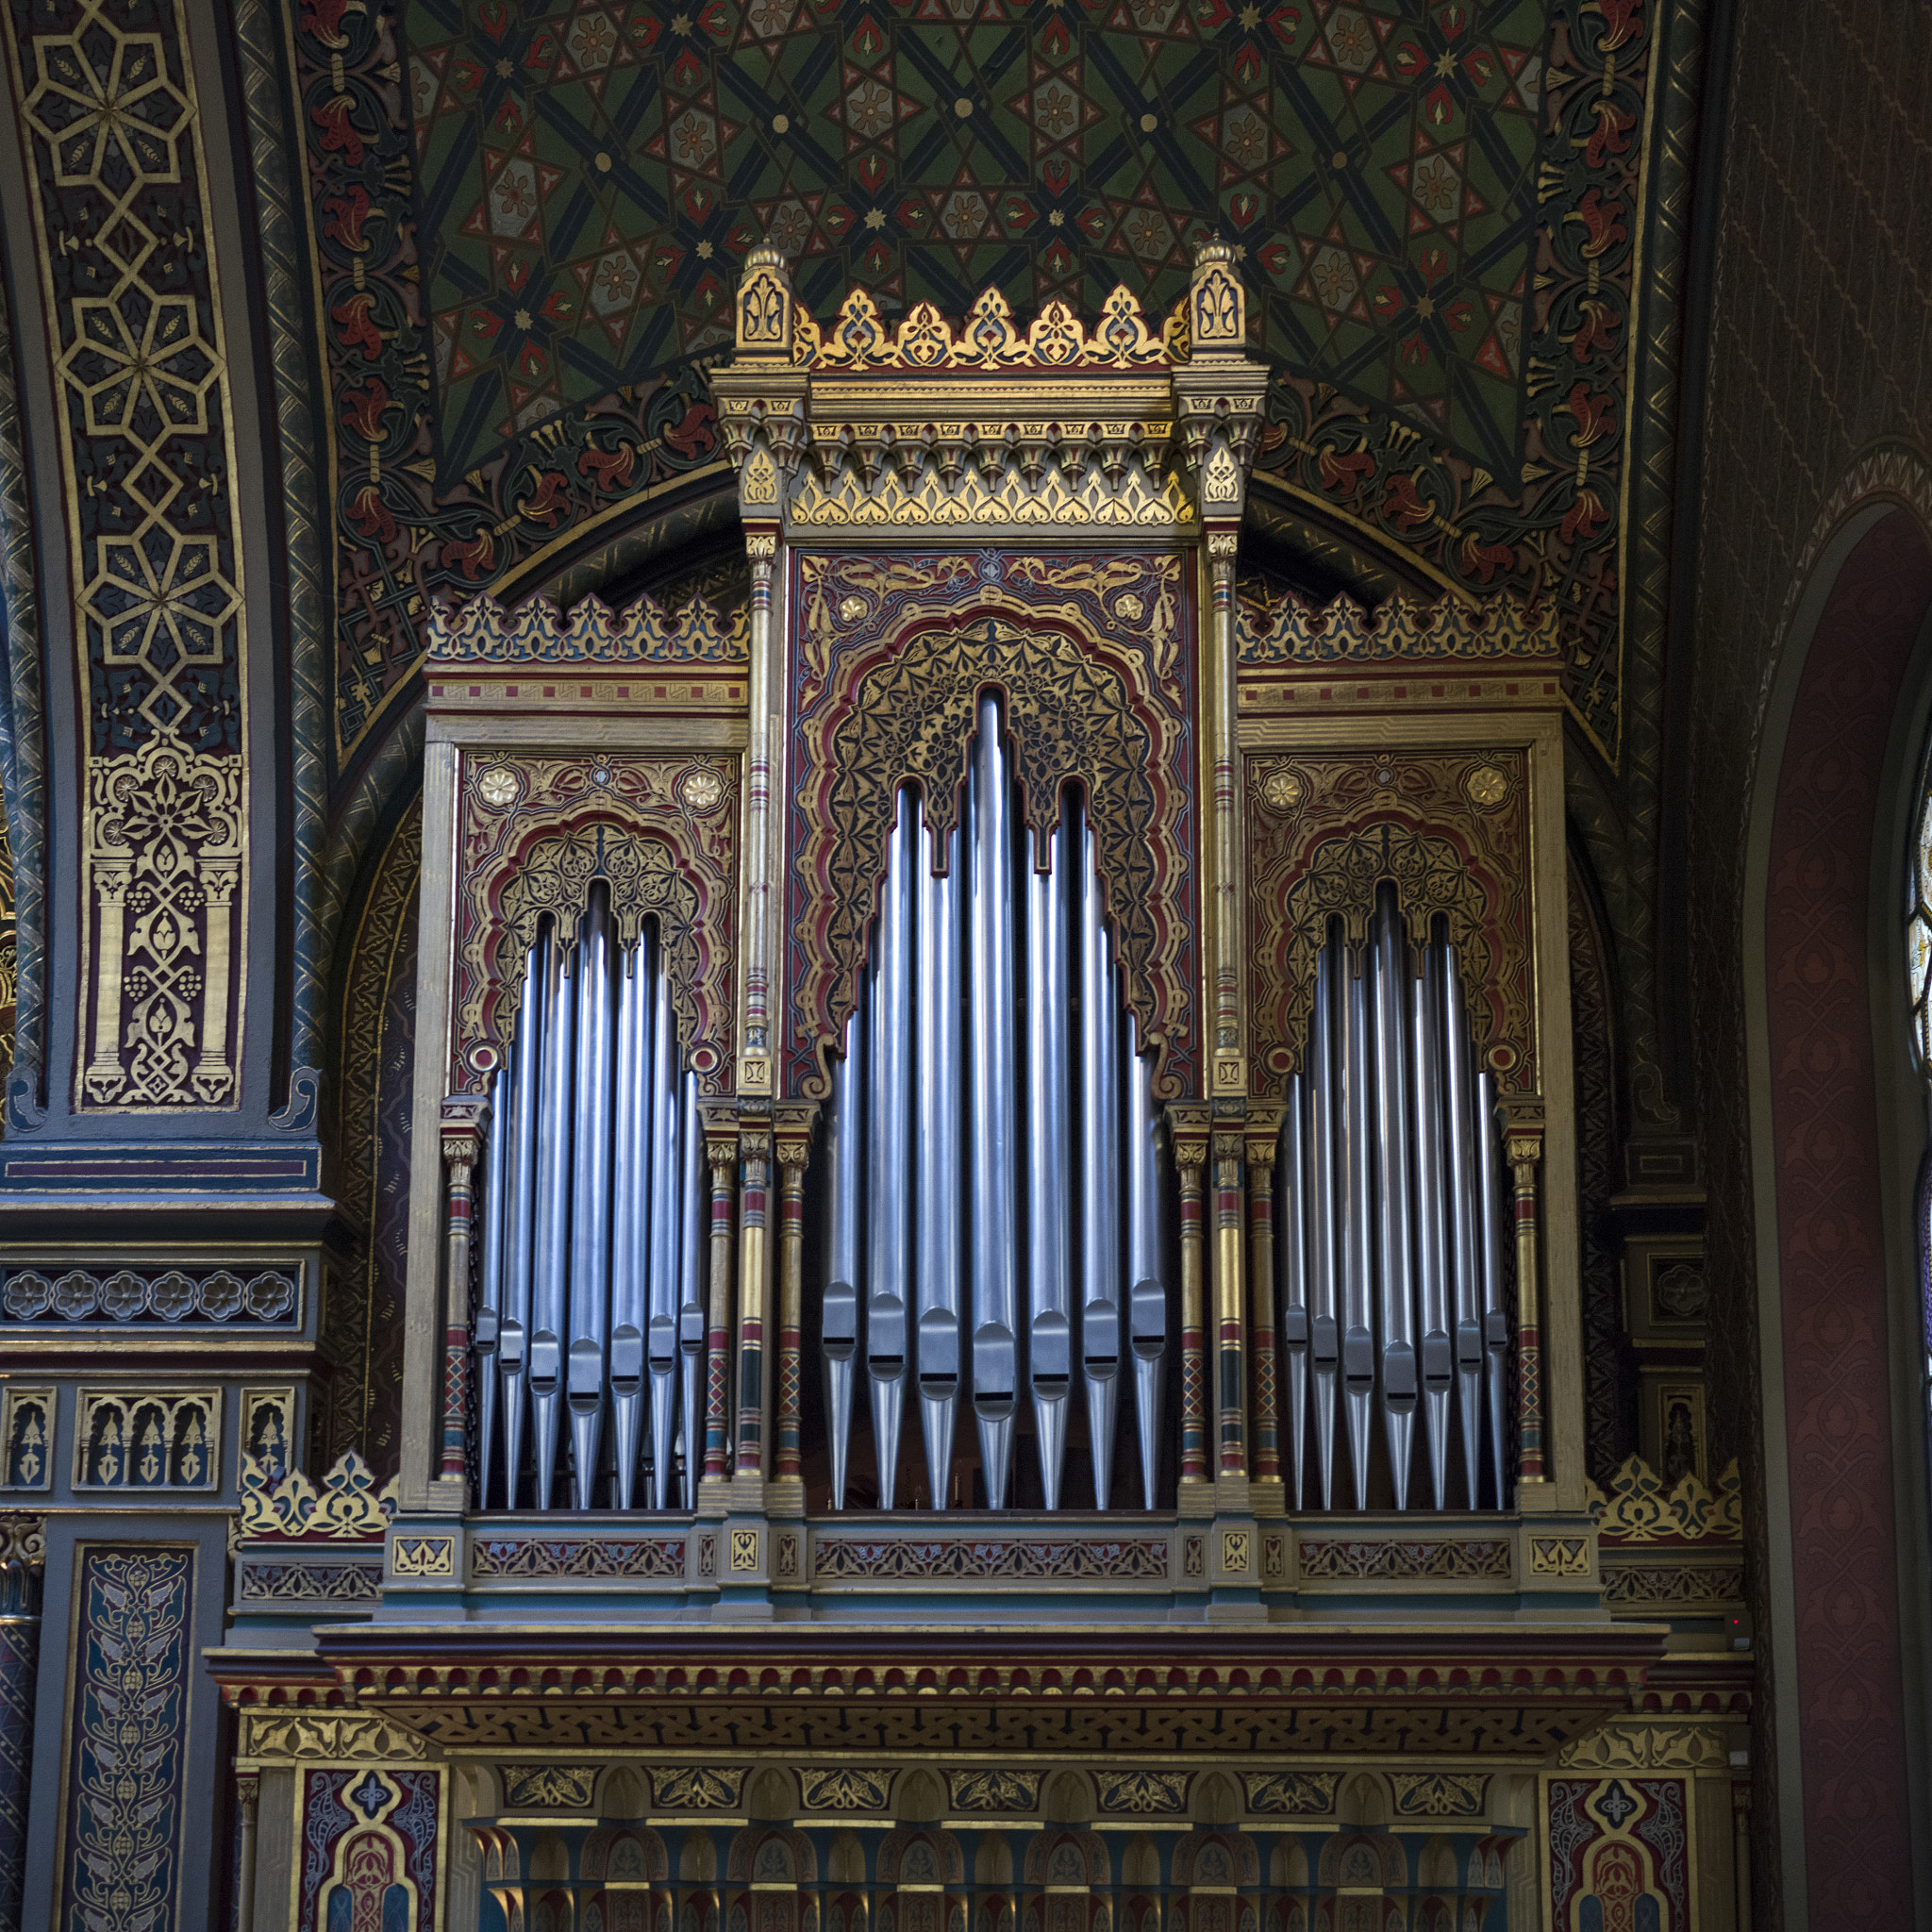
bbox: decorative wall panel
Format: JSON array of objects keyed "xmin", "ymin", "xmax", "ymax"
[
  {"xmin": 450, "ymin": 753, "xmax": 739, "ymax": 1094},
  {"xmin": 786, "ymin": 549, "xmax": 1197, "ymax": 1099},
  {"xmin": 1244, "ymin": 748, "xmax": 1536, "ymax": 1099},
  {"xmin": 296, "ymin": 1766, "xmax": 441, "ymax": 1932},
  {"xmin": 1, "ymin": 1262, "xmax": 299, "ymax": 1326},
  {"xmin": 1545, "ymin": 1776, "xmax": 1692, "ymax": 1928},
  {"xmin": 330, "ymin": 800, "xmax": 421, "ymax": 1473},
  {"xmin": 3, "ymin": 0, "xmax": 250, "ymax": 1110},
  {"xmin": 57, "ymin": 1546, "xmax": 194, "ymax": 1930}
]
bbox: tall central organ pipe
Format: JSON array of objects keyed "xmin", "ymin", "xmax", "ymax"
[{"xmin": 823, "ymin": 698, "xmax": 1169, "ymax": 1513}]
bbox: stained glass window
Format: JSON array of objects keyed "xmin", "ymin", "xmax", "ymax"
[{"xmin": 1912, "ymin": 777, "xmax": 1932, "ymax": 1070}]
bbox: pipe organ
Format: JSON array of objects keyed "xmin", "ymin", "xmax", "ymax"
[
  {"xmin": 824, "ymin": 701, "xmax": 1168, "ymax": 1515},
  {"xmin": 472, "ymin": 907, "xmax": 709, "ymax": 1512},
  {"xmin": 406, "ymin": 244, "xmax": 1582, "ymax": 1577}
]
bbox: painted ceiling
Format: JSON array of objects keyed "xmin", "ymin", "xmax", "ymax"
[
  {"xmin": 406, "ymin": 0, "xmax": 1547, "ymax": 481},
  {"xmin": 298, "ymin": 0, "xmax": 1651, "ymax": 772}
]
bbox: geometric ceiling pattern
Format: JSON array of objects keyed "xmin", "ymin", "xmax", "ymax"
[
  {"xmin": 296, "ymin": 0, "xmax": 1650, "ymax": 770},
  {"xmin": 404, "ymin": 0, "xmax": 1547, "ymax": 479}
]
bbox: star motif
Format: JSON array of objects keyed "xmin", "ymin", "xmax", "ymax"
[{"xmin": 863, "ymin": 208, "xmax": 885, "ymax": 229}]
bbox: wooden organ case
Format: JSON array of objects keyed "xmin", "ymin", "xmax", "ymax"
[{"xmin": 218, "ymin": 252, "xmax": 1748, "ymax": 1932}]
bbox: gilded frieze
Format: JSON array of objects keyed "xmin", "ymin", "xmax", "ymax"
[
  {"xmin": 4, "ymin": 0, "xmax": 252, "ymax": 1109},
  {"xmin": 428, "ymin": 587, "xmax": 748, "ymax": 666},
  {"xmin": 451, "ymin": 754, "xmax": 738, "ymax": 1096},
  {"xmin": 1245, "ymin": 750, "xmax": 1537, "ymax": 1101},
  {"xmin": 786, "ymin": 550, "xmax": 1198, "ymax": 1100}
]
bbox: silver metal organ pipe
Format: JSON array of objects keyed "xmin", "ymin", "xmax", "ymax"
[
  {"xmin": 1025, "ymin": 807, "xmax": 1073, "ymax": 1509},
  {"xmin": 1370, "ymin": 889, "xmax": 1417, "ymax": 1509},
  {"xmin": 566, "ymin": 893, "xmax": 616, "ymax": 1511},
  {"xmin": 678, "ymin": 1066, "xmax": 706, "ymax": 1507},
  {"xmin": 1080, "ymin": 808, "xmax": 1124, "ymax": 1512},
  {"xmin": 475, "ymin": 1061, "xmax": 508, "ymax": 1504},
  {"xmin": 822, "ymin": 1009, "xmax": 863, "ymax": 1508},
  {"xmin": 1411, "ymin": 941, "xmax": 1456, "ymax": 1509},
  {"xmin": 1340, "ymin": 941, "xmax": 1376, "ymax": 1510},
  {"xmin": 608, "ymin": 935, "xmax": 647, "ymax": 1510},
  {"xmin": 1276, "ymin": 1071, "xmax": 1308, "ymax": 1509},
  {"xmin": 866, "ymin": 791, "xmax": 914, "ymax": 1507},
  {"xmin": 1124, "ymin": 1022, "xmax": 1162, "ymax": 1512},
  {"xmin": 1442, "ymin": 941, "xmax": 1486, "ymax": 1508},
  {"xmin": 646, "ymin": 947, "xmax": 681, "ymax": 1509},
  {"xmin": 1476, "ymin": 1069, "xmax": 1509, "ymax": 1506},
  {"xmin": 915, "ymin": 813, "xmax": 961, "ymax": 1508},
  {"xmin": 528, "ymin": 924, "xmax": 575, "ymax": 1510},
  {"xmin": 968, "ymin": 697, "xmax": 1019, "ymax": 1507},
  {"xmin": 500, "ymin": 935, "xmax": 543, "ymax": 1507},
  {"xmin": 1306, "ymin": 930, "xmax": 1341, "ymax": 1509}
]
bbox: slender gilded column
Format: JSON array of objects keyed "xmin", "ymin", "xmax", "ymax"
[
  {"xmin": 1173, "ymin": 1108, "xmax": 1210, "ymax": 1491},
  {"xmin": 773, "ymin": 1105, "xmax": 816, "ymax": 1486},
  {"xmin": 439, "ymin": 1093, "xmax": 490, "ymax": 1487},
  {"xmin": 735, "ymin": 1113, "xmax": 774, "ymax": 1477},
  {"xmin": 740, "ymin": 533, "xmax": 778, "ymax": 1097},
  {"xmin": 1508, "ymin": 1125, "xmax": 1545, "ymax": 1484},
  {"xmin": 1205, "ymin": 532, "xmax": 1245, "ymax": 1102},
  {"xmin": 701, "ymin": 1102, "xmax": 739, "ymax": 1482},
  {"xmin": 1244, "ymin": 1108, "xmax": 1282, "ymax": 1487},
  {"xmin": 0, "ymin": 1515, "xmax": 42, "ymax": 1932},
  {"xmin": 235, "ymin": 1768, "xmax": 260, "ymax": 1932},
  {"xmin": 1211, "ymin": 1124, "xmax": 1247, "ymax": 1477}
]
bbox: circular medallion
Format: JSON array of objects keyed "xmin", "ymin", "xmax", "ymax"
[
  {"xmin": 477, "ymin": 764, "xmax": 518, "ymax": 808},
  {"xmin": 680, "ymin": 767, "xmax": 724, "ymax": 812},
  {"xmin": 469, "ymin": 1042, "xmax": 499, "ymax": 1074},
  {"xmin": 1464, "ymin": 764, "xmax": 1509, "ymax": 808},
  {"xmin": 1372, "ymin": 761, "xmax": 1396, "ymax": 789},
  {"xmin": 591, "ymin": 763, "xmax": 613, "ymax": 789},
  {"xmin": 1261, "ymin": 768, "xmax": 1305, "ymax": 812},
  {"xmin": 1489, "ymin": 1041, "xmax": 1518, "ymax": 1074}
]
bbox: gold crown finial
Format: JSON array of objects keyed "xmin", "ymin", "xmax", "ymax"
[
  {"xmin": 736, "ymin": 249, "xmax": 795, "ymax": 357},
  {"xmin": 1188, "ymin": 242, "xmax": 1244, "ymax": 354}
]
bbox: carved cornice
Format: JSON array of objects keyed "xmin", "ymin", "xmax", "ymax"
[
  {"xmin": 427, "ymin": 589, "xmax": 747, "ymax": 669},
  {"xmin": 306, "ymin": 1624, "xmax": 1665, "ymax": 1757},
  {"xmin": 715, "ymin": 248, "xmax": 1269, "ymax": 535}
]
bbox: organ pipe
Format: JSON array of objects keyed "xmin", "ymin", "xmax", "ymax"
[
  {"xmin": 498, "ymin": 937, "xmax": 542, "ymax": 1507},
  {"xmin": 1477, "ymin": 1070, "xmax": 1510, "ymax": 1506},
  {"xmin": 528, "ymin": 927, "xmax": 574, "ymax": 1509},
  {"xmin": 1370, "ymin": 889, "xmax": 1417, "ymax": 1509},
  {"xmin": 1277, "ymin": 1071, "xmax": 1308, "ymax": 1509},
  {"xmin": 915, "ymin": 817, "xmax": 962, "ymax": 1507},
  {"xmin": 1124, "ymin": 1028, "xmax": 1164, "ymax": 1513},
  {"xmin": 679, "ymin": 1068, "xmax": 706, "ymax": 1507},
  {"xmin": 968, "ymin": 703, "xmax": 1020, "ymax": 1507},
  {"xmin": 1305, "ymin": 932, "xmax": 1342, "ymax": 1510},
  {"xmin": 567, "ymin": 892, "xmax": 615, "ymax": 1510},
  {"xmin": 1286, "ymin": 908, "xmax": 1512, "ymax": 1514},
  {"xmin": 1026, "ymin": 809, "xmax": 1072, "ymax": 1508},
  {"xmin": 475, "ymin": 1060, "xmax": 508, "ymax": 1503},
  {"xmin": 482, "ymin": 908, "xmax": 708, "ymax": 1512},
  {"xmin": 647, "ymin": 954, "xmax": 682, "ymax": 1508},
  {"xmin": 1442, "ymin": 943, "xmax": 1486, "ymax": 1507},
  {"xmin": 608, "ymin": 939, "xmax": 648, "ymax": 1510},
  {"xmin": 822, "ymin": 1018, "xmax": 862, "ymax": 1510},
  {"xmin": 866, "ymin": 791, "xmax": 914, "ymax": 1507},
  {"xmin": 1079, "ymin": 815, "xmax": 1123, "ymax": 1511}
]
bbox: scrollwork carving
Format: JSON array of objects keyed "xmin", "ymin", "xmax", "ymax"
[
  {"xmin": 453, "ymin": 755, "xmax": 738, "ymax": 1094},
  {"xmin": 1246, "ymin": 751, "xmax": 1536, "ymax": 1097},
  {"xmin": 788, "ymin": 552, "xmax": 1197, "ymax": 1099}
]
